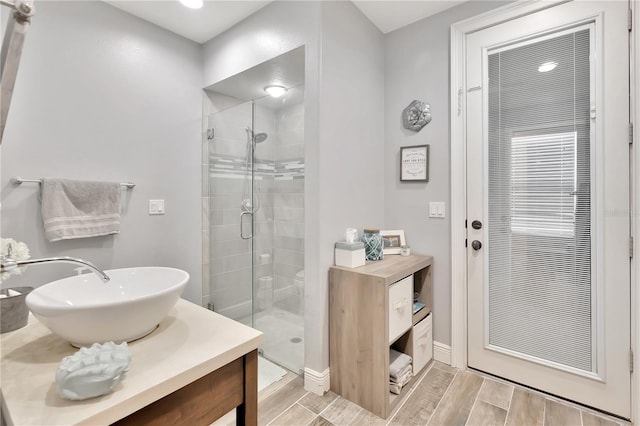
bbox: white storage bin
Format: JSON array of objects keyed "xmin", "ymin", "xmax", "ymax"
[
  {"xmin": 335, "ymin": 241, "xmax": 366, "ymax": 268},
  {"xmin": 388, "ymin": 275, "xmax": 413, "ymax": 343},
  {"xmin": 412, "ymin": 313, "xmax": 433, "ymax": 374}
]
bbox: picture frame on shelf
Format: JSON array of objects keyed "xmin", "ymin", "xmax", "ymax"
[
  {"xmin": 400, "ymin": 144, "xmax": 429, "ymax": 182},
  {"xmin": 380, "ymin": 230, "xmax": 406, "ymax": 255}
]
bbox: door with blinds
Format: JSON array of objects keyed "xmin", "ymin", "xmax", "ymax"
[{"xmin": 466, "ymin": 1, "xmax": 630, "ymax": 418}]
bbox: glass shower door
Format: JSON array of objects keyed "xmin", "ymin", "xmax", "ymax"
[
  {"xmin": 206, "ymin": 87, "xmax": 305, "ymax": 376},
  {"xmin": 251, "ymin": 94, "xmax": 305, "ymax": 374}
]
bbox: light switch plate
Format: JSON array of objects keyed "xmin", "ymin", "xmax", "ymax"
[
  {"xmin": 429, "ymin": 202, "xmax": 445, "ymax": 218},
  {"xmin": 149, "ymin": 199, "xmax": 165, "ymax": 215}
]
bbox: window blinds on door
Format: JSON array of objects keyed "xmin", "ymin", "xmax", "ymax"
[{"xmin": 487, "ymin": 28, "xmax": 593, "ymax": 372}]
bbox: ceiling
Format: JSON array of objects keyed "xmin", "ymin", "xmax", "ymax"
[
  {"xmin": 352, "ymin": 1, "xmax": 465, "ymax": 34},
  {"xmin": 104, "ymin": 1, "xmax": 271, "ymax": 44},
  {"xmin": 104, "ymin": 0, "xmax": 465, "ymax": 44}
]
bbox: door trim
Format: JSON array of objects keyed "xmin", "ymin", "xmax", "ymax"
[
  {"xmin": 632, "ymin": 0, "xmax": 639, "ymax": 423},
  {"xmin": 449, "ymin": 0, "xmax": 637, "ymax": 421}
]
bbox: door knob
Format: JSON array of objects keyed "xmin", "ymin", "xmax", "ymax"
[
  {"xmin": 471, "ymin": 240, "xmax": 482, "ymax": 251},
  {"xmin": 471, "ymin": 220, "xmax": 482, "ymax": 230}
]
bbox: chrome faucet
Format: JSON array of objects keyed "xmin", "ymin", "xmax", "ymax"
[{"xmin": 0, "ymin": 253, "xmax": 110, "ymax": 282}]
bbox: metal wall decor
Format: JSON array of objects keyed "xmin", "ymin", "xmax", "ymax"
[{"xmin": 402, "ymin": 100, "xmax": 431, "ymax": 132}]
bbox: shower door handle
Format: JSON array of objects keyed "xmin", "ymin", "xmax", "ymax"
[{"xmin": 240, "ymin": 210, "xmax": 253, "ymax": 240}]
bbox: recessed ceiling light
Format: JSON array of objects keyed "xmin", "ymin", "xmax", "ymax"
[
  {"xmin": 179, "ymin": 0, "xmax": 203, "ymax": 9},
  {"xmin": 264, "ymin": 85, "xmax": 287, "ymax": 98},
  {"xmin": 538, "ymin": 61, "xmax": 558, "ymax": 73}
]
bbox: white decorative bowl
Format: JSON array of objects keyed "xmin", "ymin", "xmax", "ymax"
[{"xmin": 26, "ymin": 267, "xmax": 189, "ymax": 347}]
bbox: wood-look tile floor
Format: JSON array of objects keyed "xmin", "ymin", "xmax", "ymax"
[{"xmin": 214, "ymin": 361, "xmax": 630, "ymax": 426}]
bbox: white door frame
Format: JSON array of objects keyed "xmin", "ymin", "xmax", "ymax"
[{"xmin": 449, "ymin": 0, "xmax": 637, "ymax": 421}]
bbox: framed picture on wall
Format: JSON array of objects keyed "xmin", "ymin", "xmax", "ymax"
[
  {"xmin": 381, "ymin": 230, "xmax": 406, "ymax": 255},
  {"xmin": 400, "ymin": 144, "xmax": 429, "ymax": 182}
]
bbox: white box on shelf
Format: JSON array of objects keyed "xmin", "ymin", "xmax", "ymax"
[
  {"xmin": 335, "ymin": 241, "xmax": 366, "ymax": 268},
  {"xmin": 412, "ymin": 313, "xmax": 433, "ymax": 375}
]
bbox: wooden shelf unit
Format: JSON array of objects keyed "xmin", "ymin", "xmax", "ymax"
[{"xmin": 329, "ymin": 254, "xmax": 433, "ymax": 419}]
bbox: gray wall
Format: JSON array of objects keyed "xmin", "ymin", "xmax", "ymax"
[
  {"xmin": 202, "ymin": 2, "xmax": 320, "ymax": 88},
  {"xmin": 202, "ymin": 0, "xmax": 384, "ymax": 375},
  {"xmin": 383, "ymin": 1, "xmax": 509, "ymax": 346},
  {"xmin": 0, "ymin": 1, "xmax": 204, "ymax": 303},
  {"xmin": 316, "ymin": 0, "xmax": 385, "ymax": 368}
]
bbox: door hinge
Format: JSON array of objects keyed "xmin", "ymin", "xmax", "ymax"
[
  {"xmin": 629, "ymin": 237, "xmax": 634, "ymax": 258},
  {"xmin": 629, "ymin": 8, "xmax": 633, "ymax": 32},
  {"xmin": 629, "ymin": 123, "xmax": 633, "ymax": 145},
  {"xmin": 630, "ymin": 350, "xmax": 634, "ymax": 373}
]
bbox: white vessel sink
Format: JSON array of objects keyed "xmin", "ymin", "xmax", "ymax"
[{"xmin": 26, "ymin": 267, "xmax": 189, "ymax": 347}]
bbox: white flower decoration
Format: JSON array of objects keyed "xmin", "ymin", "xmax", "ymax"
[{"xmin": 1, "ymin": 238, "xmax": 30, "ymax": 282}]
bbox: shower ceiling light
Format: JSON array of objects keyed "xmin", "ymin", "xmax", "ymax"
[
  {"xmin": 264, "ymin": 85, "xmax": 287, "ymax": 98},
  {"xmin": 179, "ymin": 0, "xmax": 203, "ymax": 9},
  {"xmin": 538, "ymin": 61, "xmax": 558, "ymax": 72}
]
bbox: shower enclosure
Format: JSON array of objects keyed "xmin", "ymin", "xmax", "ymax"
[{"xmin": 203, "ymin": 47, "xmax": 305, "ymax": 375}]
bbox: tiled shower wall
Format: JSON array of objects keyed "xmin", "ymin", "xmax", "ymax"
[{"xmin": 202, "ymin": 95, "xmax": 304, "ymax": 320}]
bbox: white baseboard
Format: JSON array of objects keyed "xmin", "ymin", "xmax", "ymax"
[
  {"xmin": 304, "ymin": 367, "xmax": 330, "ymax": 396},
  {"xmin": 301, "ymin": 343, "xmax": 450, "ymax": 397},
  {"xmin": 434, "ymin": 341, "xmax": 452, "ymax": 365}
]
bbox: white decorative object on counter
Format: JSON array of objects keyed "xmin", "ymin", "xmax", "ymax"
[
  {"xmin": 345, "ymin": 228, "xmax": 358, "ymax": 244},
  {"xmin": 0, "ymin": 238, "xmax": 30, "ymax": 281},
  {"xmin": 56, "ymin": 342, "xmax": 131, "ymax": 401},
  {"xmin": 335, "ymin": 241, "xmax": 366, "ymax": 268}
]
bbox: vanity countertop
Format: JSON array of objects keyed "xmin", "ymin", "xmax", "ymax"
[{"xmin": 0, "ymin": 298, "xmax": 263, "ymax": 425}]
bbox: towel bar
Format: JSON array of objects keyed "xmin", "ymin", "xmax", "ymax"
[{"xmin": 11, "ymin": 177, "xmax": 136, "ymax": 189}]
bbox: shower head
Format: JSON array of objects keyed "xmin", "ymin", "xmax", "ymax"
[
  {"xmin": 253, "ymin": 132, "xmax": 268, "ymax": 144},
  {"xmin": 245, "ymin": 127, "xmax": 268, "ymax": 144}
]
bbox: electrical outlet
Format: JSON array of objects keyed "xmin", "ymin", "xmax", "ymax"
[{"xmin": 149, "ymin": 199, "xmax": 165, "ymax": 215}]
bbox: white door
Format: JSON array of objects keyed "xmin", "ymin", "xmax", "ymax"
[{"xmin": 466, "ymin": 0, "xmax": 631, "ymax": 418}]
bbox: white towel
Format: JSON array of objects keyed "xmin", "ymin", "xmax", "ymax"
[
  {"xmin": 390, "ymin": 364, "xmax": 412, "ymax": 385},
  {"xmin": 389, "ymin": 383, "xmax": 402, "ymax": 395},
  {"xmin": 389, "ymin": 349, "xmax": 412, "ymax": 380},
  {"xmin": 41, "ymin": 178, "xmax": 121, "ymax": 242},
  {"xmin": 389, "ymin": 367, "xmax": 413, "ymax": 395}
]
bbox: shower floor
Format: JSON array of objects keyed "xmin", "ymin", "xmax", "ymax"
[{"xmin": 240, "ymin": 307, "xmax": 304, "ymax": 374}]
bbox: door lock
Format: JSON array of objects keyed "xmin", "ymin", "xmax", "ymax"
[
  {"xmin": 471, "ymin": 240, "xmax": 482, "ymax": 251},
  {"xmin": 471, "ymin": 220, "xmax": 483, "ymax": 230}
]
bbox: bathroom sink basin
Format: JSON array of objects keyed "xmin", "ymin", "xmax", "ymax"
[{"xmin": 25, "ymin": 267, "xmax": 189, "ymax": 347}]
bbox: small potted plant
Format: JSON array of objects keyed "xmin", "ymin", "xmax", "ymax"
[{"xmin": 1, "ymin": 238, "xmax": 33, "ymax": 333}]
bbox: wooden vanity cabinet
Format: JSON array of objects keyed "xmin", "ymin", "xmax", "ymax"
[{"xmin": 329, "ymin": 254, "xmax": 433, "ymax": 419}]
